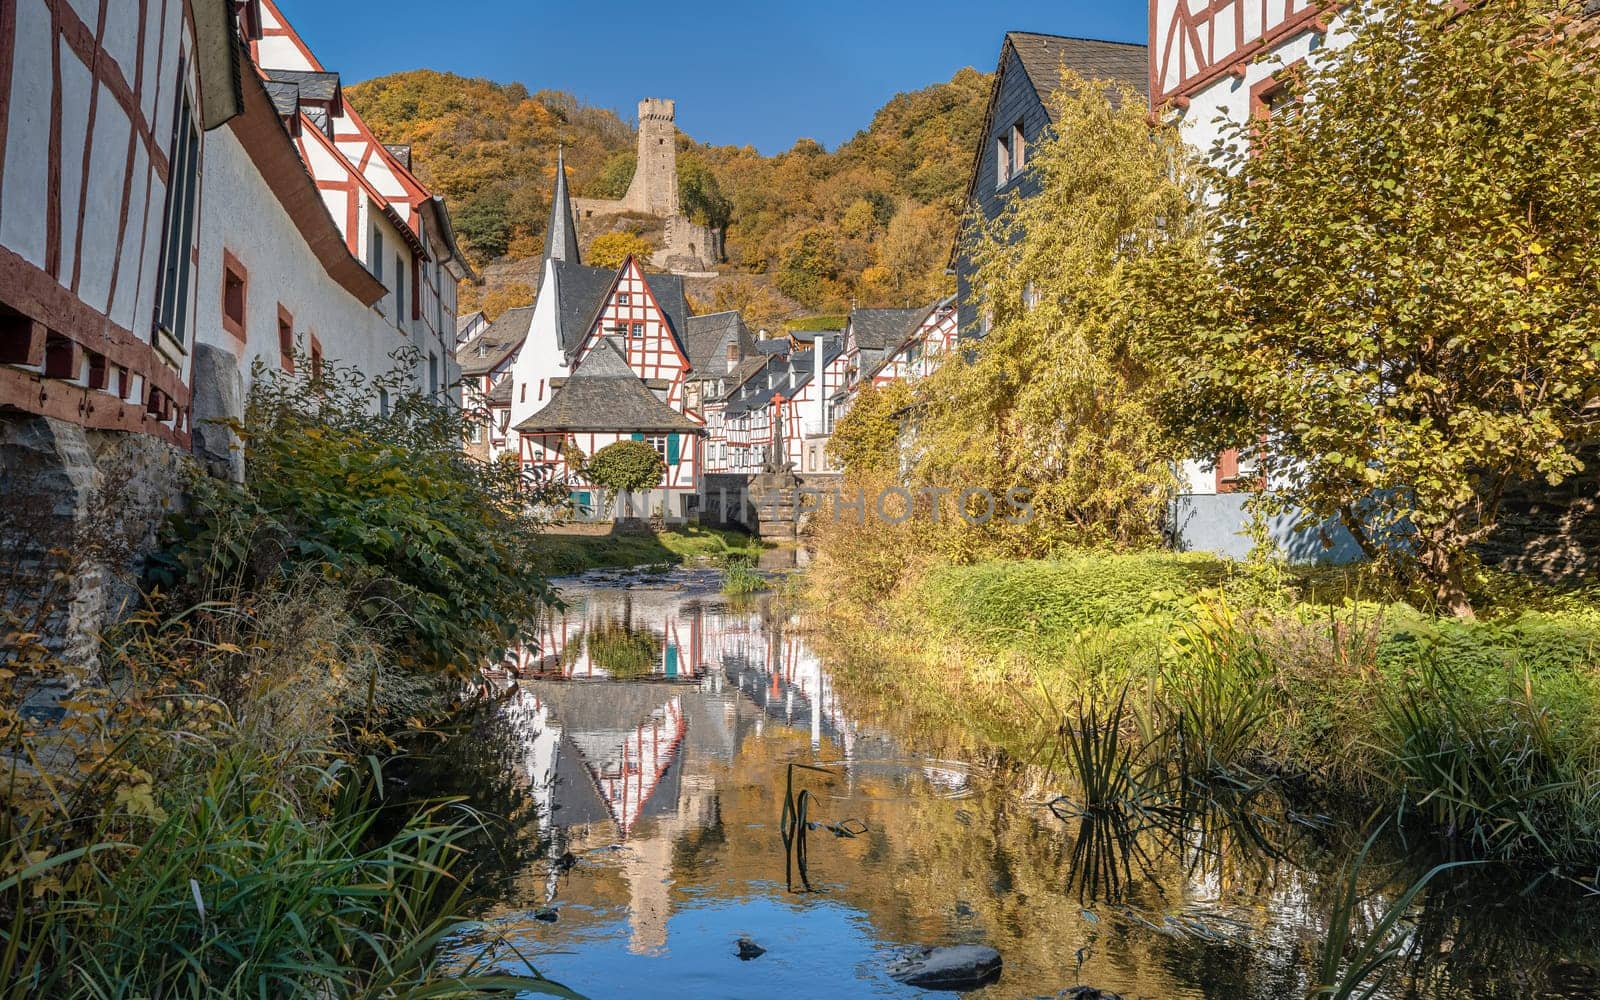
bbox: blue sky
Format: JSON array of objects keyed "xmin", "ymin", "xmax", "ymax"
[{"xmin": 274, "ymin": 1, "xmax": 1148, "ymax": 154}]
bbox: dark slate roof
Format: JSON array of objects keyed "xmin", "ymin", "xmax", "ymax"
[
  {"xmin": 457, "ymin": 306, "xmax": 532, "ymax": 376},
  {"xmin": 647, "ymin": 273, "xmax": 690, "ymax": 347},
  {"xmin": 754, "ymin": 339, "xmax": 790, "ymax": 356},
  {"xmin": 262, "ymin": 68, "xmax": 341, "ymax": 103},
  {"xmin": 552, "ymin": 260, "xmax": 691, "ymax": 362},
  {"xmin": 862, "ymin": 296, "xmax": 951, "ymax": 381},
  {"xmin": 545, "ymin": 147, "xmax": 581, "ymax": 266},
  {"xmin": 551, "ymin": 260, "xmax": 618, "ymax": 354},
  {"xmin": 724, "ymin": 341, "xmax": 844, "ymax": 418},
  {"xmin": 456, "ymin": 310, "xmax": 485, "ymax": 336},
  {"xmin": 487, "ymin": 375, "xmax": 513, "ymax": 405},
  {"xmin": 304, "ymin": 107, "xmax": 329, "ymax": 134},
  {"xmin": 849, "ymin": 308, "xmax": 923, "ymax": 351},
  {"xmin": 1006, "ymin": 32, "xmax": 1149, "ymax": 114},
  {"xmin": 717, "ymin": 356, "xmax": 770, "ymax": 403},
  {"xmin": 383, "ymin": 144, "xmax": 412, "ymax": 171},
  {"xmin": 685, "ymin": 312, "xmax": 756, "ymax": 382},
  {"xmin": 515, "ymin": 338, "xmax": 702, "ymax": 435},
  {"xmin": 263, "ymin": 79, "xmax": 300, "ymax": 116}
]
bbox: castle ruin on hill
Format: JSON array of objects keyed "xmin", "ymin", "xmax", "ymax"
[{"xmin": 571, "ymin": 99, "xmax": 724, "ymax": 274}]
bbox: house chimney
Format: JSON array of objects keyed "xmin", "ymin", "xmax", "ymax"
[{"xmin": 812, "ymin": 333, "xmax": 828, "ymax": 436}]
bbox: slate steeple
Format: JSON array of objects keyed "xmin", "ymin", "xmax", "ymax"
[{"xmin": 544, "ymin": 146, "xmax": 581, "ymax": 266}]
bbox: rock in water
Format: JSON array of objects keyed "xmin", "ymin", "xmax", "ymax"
[
  {"xmin": 533, "ymin": 908, "xmax": 559, "ymax": 923},
  {"xmin": 887, "ymin": 946, "xmax": 1002, "ymax": 990},
  {"xmin": 1062, "ymin": 989, "xmax": 1124, "ymax": 1000},
  {"xmin": 736, "ymin": 937, "xmax": 766, "ymax": 960}
]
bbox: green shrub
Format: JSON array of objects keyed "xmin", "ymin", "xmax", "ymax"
[
  {"xmin": 151, "ymin": 355, "xmax": 556, "ymax": 673},
  {"xmin": 583, "ymin": 440, "xmax": 665, "ymax": 519}
]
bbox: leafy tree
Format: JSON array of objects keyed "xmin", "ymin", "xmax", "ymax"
[
  {"xmin": 776, "ymin": 229, "xmax": 843, "ymax": 307},
  {"xmin": 453, "ymin": 192, "xmax": 512, "ymax": 260},
  {"xmin": 828, "ymin": 380, "xmax": 913, "ymax": 473},
  {"xmin": 154, "ymin": 354, "xmax": 558, "ymax": 673},
  {"xmin": 679, "ymin": 154, "xmax": 732, "ymax": 230},
  {"xmin": 584, "ymin": 440, "xmax": 665, "ymax": 518},
  {"xmin": 912, "ymin": 71, "xmax": 1202, "ymax": 556},
  {"xmin": 1141, "ymin": 0, "xmax": 1600, "ymax": 617},
  {"xmin": 590, "ymin": 150, "xmax": 637, "ymax": 199},
  {"xmin": 480, "ymin": 282, "xmax": 535, "ymax": 321},
  {"xmin": 589, "ymin": 231, "xmax": 656, "ymax": 269}
]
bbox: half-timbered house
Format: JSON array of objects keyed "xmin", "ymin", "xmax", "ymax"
[
  {"xmin": 719, "ymin": 339, "xmax": 845, "ymax": 475},
  {"xmin": 503, "ymin": 154, "xmax": 707, "ymax": 519},
  {"xmin": 952, "ymin": 33, "xmax": 1147, "ymax": 337},
  {"xmin": 865, "ymin": 296, "xmax": 958, "ymax": 387},
  {"xmin": 0, "ymin": 0, "xmax": 242, "ymax": 449},
  {"xmin": 1150, "ymin": 0, "xmax": 1346, "ymax": 500},
  {"xmin": 248, "ymin": 0, "xmax": 473, "ymax": 403},
  {"xmin": 458, "ymin": 306, "xmax": 528, "ymax": 462}
]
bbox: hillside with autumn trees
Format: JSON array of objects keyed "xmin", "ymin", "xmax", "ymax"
[{"xmin": 344, "ymin": 68, "xmax": 990, "ymax": 323}]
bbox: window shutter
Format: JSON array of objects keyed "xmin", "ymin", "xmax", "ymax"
[{"xmin": 666, "ymin": 433, "xmax": 681, "ymax": 466}]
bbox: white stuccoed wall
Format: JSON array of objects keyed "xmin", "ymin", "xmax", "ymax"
[{"xmin": 195, "ymin": 126, "xmax": 405, "ymax": 402}]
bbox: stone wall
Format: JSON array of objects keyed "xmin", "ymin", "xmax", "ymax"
[
  {"xmin": 1, "ymin": 413, "xmax": 187, "ymax": 678},
  {"xmin": 1478, "ymin": 453, "xmax": 1600, "ymax": 581}
]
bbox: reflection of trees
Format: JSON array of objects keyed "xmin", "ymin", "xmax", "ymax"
[
  {"xmin": 583, "ymin": 617, "xmax": 662, "ymax": 678},
  {"xmin": 394, "ymin": 702, "xmax": 543, "ymax": 910}
]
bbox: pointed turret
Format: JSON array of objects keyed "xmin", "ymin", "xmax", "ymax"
[{"xmin": 545, "ymin": 146, "xmax": 581, "ymax": 266}]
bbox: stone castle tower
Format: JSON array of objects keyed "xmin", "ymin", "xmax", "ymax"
[
  {"xmin": 568, "ymin": 97, "xmax": 724, "ymax": 273},
  {"xmin": 621, "ymin": 99, "xmax": 681, "ymax": 217}
]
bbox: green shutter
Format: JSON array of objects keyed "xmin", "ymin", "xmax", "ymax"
[
  {"xmin": 666, "ymin": 433, "xmax": 681, "ymax": 466},
  {"xmin": 631, "ymin": 432, "xmax": 644, "ymax": 442}
]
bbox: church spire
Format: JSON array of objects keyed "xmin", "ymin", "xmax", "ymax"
[{"xmin": 545, "ymin": 145, "xmax": 581, "ymax": 266}]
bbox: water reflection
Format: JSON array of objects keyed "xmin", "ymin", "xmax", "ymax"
[{"xmin": 438, "ymin": 568, "xmax": 1600, "ymax": 999}]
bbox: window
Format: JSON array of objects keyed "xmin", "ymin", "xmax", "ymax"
[
  {"xmin": 646, "ymin": 434, "xmax": 669, "ymax": 464},
  {"xmin": 155, "ymin": 87, "xmax": 200, "ymax": 346},
  {"xmin": 1011, "ymin": 122, "xmax": 1026, "ymax": 175},
  {"xmin": 277, "ymin": 305, "xmax": 294, "ymax": 371},
  {"xmin": 465, "ymin": 422, "xmax": 483, "ymax": 444},
  {"xmin": 631, "ymin": 323, "xmax": 645, "ymax": 338},
  {"xmin": 996, "ymin": 134, "xmax": 1011, "ymax": 188},
  {"xmin": 371, "ymin": 226, "xmax": 384, "ymax": 280},
  {"xmin": 221, "ymin": 255, "xmax": 247, "ymax": 341},
  {"xmin": 617, "ymin": 293, "xmax": 631, "ymax": 306},
  {"xmin": 310, "ymin": 335, "xmax": 323, "ymax": 382},
  {"xmin": 394, "ymin": 255, "xmax": 405, "ymax": 330},
  {"xmin": 427, "ymin": 352, "xmax": 439, "ymax": 396},
  {"xmin": 378, "ymin": 387, "xmax": 390, "ymax": 416}
]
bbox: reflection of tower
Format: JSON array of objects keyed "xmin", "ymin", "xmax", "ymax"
[{"xmin": 623, "ymin": 98, "xmax": 680, "ymax": 217}]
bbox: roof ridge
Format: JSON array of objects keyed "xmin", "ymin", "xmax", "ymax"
[{"xmin": 1005, "ymin": 30, "xmax": 1147, "ymax": 48}]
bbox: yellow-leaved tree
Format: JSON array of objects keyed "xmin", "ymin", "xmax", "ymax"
[{"xmin": 910, "ymin": 70, "xmax": 1203, "ymax": 558}]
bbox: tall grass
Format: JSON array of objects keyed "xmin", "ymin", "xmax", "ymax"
[
  {"xmin": 1, "ymin": 747, "xmax": 575, "ymax": 998},
  {"xmin": 812, "ymin": 548, "xmax": 1600, "ymax": 866},
  {"xmin": 1313, "ymin": 828, "xmax": 1476, "ymax": 999}
]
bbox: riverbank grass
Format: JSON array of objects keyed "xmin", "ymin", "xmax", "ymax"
[
  {"xmin": 535, "ymin": 524, "xmax": 764, "ymax": 575},
  {"xmin": 809, "ymin": 549, "xmax": 1600, "ymax": 865}
]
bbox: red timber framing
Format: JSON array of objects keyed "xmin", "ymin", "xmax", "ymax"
[
  {"xmin": 571, "ymin": 257, "xmax": 696, "ymax": 413},
  {"xmin": 871, "ymin": 303, "xmax": 957, "ymax": 387},
  {"xmin": 0, "ymin": 0, "xmax": 201, "ymax": 446},
  {"xmin": 1150, "ymin": 0, "xmax": 1330, "ymax": 107}
]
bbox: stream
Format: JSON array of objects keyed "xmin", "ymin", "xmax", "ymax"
[{"xmin": 427, "ymin": 566, "xmax": 1600, "ymax": 999}]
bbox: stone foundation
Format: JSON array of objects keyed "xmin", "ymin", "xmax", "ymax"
[{"xmin": 1, "ymin": 413, "xmax": 187, "ymax": 679}]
